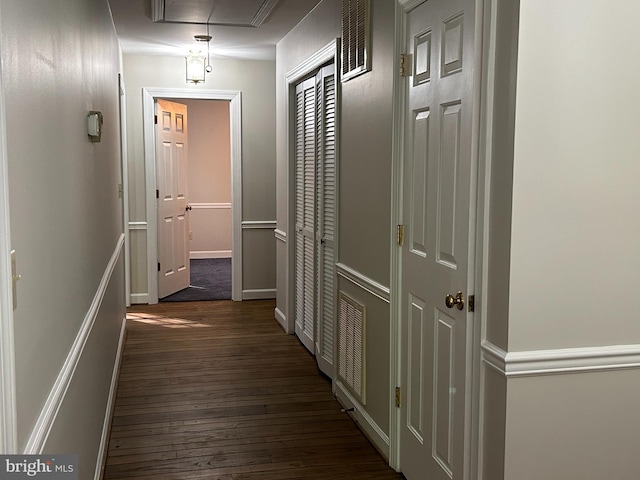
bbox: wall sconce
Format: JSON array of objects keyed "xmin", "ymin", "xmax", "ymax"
[{"xmin": 186, "ymin": 33, "xmax": 212, "ymax": 84}]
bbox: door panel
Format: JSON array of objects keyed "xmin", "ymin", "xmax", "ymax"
[
  {"xmin": 295, "ymin": 77, "xmax": 317, "ymax": 353},
  {"xmin": 316, "ymin": 64, "xmax": 336, "ymax": 377},
  {"xmin": 294, "ymin": 64, "xmax": 337, "ymax": 378},
  {"xmin": 157, "ymin": 99, "xmax": 190, "ymax": 299},
  {"xmin": 400, "ymin": 0, "xmax": 476, "ymax": 478}
]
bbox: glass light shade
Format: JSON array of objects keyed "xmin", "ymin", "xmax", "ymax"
[{"xmin": 186, "ymin": 52, "xmax": 205, "ymax": 83}]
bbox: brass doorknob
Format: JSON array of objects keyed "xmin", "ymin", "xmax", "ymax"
[{"xmin": 445, "ymin": 291, "xmax": 465, "ymax": 310}]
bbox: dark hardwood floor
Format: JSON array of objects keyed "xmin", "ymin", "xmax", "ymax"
[{"xmin": 104, "ymin": 300, "xmax": 404, "ymax": 480}]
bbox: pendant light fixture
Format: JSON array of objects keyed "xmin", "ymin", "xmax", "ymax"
[{"xmin": 186, "ymin": 27, "xmax": 212, "ymax": 84}]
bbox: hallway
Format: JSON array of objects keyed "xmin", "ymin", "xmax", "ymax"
[{"xmin": 104, "ymin": 300, "xmax": 404, "ymax": 480}]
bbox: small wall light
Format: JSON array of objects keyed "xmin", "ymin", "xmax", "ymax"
[{"xmin": 87, "ymin": 111, "xmax": 103, "ymax": 142}]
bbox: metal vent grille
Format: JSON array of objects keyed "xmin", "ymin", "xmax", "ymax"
[
  {"xmin": 341, "ymin": 0, "xmax": 371, "ymax": 82},
  {"xmin": 338, "ymin": 292, "xmax": 366, "ymax": 404}
]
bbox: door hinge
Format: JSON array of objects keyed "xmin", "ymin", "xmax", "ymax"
[
  {"xmin": 397, "ymin": 225, "xmax": 404, "ymax": 246},
  {"xmin": 156, "ymin": 189, "xmax": 159, "ymax": 199},
  {"xmin": 154, "ymin": 114, "xmax": 158, "ymax": 125},
  {"xmin": 400, "ymin": 53, "xmax": 410, "ymax": 77},
  {"xmin": 395, "ymin": 387, "xmax": 401, "ymax": 408},
  {"xmin": 157, "ymin": 262, "xmax": 161, "ymax": 272},
  {"xmin": 468, "ymin": 294, "xmax": 475, "ymax": 312}
]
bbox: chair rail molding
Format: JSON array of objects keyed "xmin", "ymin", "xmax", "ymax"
[{"xmin": 481, "ymin": 341, "xmax": 640, "ymax": 377}]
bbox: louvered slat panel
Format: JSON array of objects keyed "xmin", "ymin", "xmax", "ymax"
[
  {"xmin": 303, "ymin": 87, "xmax": 315, "ymax": 231},
  {"xmin": 338, "ymin": 292, "xmax": 365, "ymax": 403},
  {"xmin": 294, "ymin": 87, "xmax": 305, "ymax": 333},
  {"xmin": 320, "ymin": 67, "xmax": 336, "ymax": 367}
]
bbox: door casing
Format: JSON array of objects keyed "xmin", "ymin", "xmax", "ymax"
[{"xmin": 142, "ymin": 88, "xmax": 242, "ymax": 304}]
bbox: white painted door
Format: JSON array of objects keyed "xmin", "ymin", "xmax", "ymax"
[
  {"xmin": 400, "ymin": 0, "xmax": 476, "ymax": 479},
  {"xmin": 294, "ymin": 77, "xmax": 317, "ymax": 354},
  {"xmin": 294, "ymin": 64, "xmax": 337, "ymax": 376},
  {"xmin": 315, "ymin": 64, "xmax": 337, "ymax": 378},
  {"xmin": 157, "ymin": 99, "xmax": 190, "ymax": 299}
]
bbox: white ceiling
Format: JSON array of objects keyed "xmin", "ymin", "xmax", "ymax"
[{"xmin": 108, "ymin": 0, "xmax": 322, "ymax": 61}]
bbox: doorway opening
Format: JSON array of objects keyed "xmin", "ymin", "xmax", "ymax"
[
  {"xmin": 158, "ymin": 98, "xmax": 233, "ymax": 302},
  {"xmin": 142, "ymin": 88, "xmax": 242, "ymax": 304}
]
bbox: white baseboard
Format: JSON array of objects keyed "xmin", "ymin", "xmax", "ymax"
[
  {"xmin": 94, "ymin": 317, "xmax": 126, "ymax": 480},
  {"xmin": 242, "ymin": 289, "xmax": 276, "ymax": 300},
  {"xmin": 189, "ymin": 250, "xmax": 232, "ymax": 259},
  {"xmin": 335, "ymin": 381, "xmax": 390, "ymax": 460},
  {"xmin": 130, "ymin": 293, "xmax": 149, "ymax": 304},
  {"xmin": 24, "ymin": 235, "xmax": 124, "ymax": 454},
  {"xmin": 274, "ymin": 307, "xmax": 287, "ymax": 332}
]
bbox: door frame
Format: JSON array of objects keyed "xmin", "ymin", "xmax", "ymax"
[
  {"xmin": 143, "ymin": 88, "xmax": 242, "ymax": 303},
  {"xmin": 390, "ymin": 0, "xmax": 491, "ymax": 476},
  {"xmin": 285, "ymin": 40, "xmax": 339, "ymax": 336},
  {"xmin": 0, "ymin": 23, "xmax": 17, "ymax": 452}
]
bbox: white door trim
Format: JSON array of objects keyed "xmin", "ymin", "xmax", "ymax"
[
  {"xmin": 0, "ymin": 7, "xmax": 17, "ymax": 451},
  {"xmin": 391, "ymin": 0, "xmax": 489, "ymax": 476},
  {"xmin": 118, "ymin": 74, "xmax": 131, "ymax": 307},
  {"xmin": 143, "ymin": 88, "xmax": 242, "ymax": 303},
  {"xmin": 285, "ymin": 40, "xmax": 338, "ymax": 336}
]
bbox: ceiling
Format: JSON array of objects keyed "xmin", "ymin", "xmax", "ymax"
[{"xmin": 108, "ymin": 0, "xmax": 323, "ymax": 61}]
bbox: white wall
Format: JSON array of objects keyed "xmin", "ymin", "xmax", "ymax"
[
  {"xmin": 123, "ymin": 55, "xmax": 276, "ymax": 301},
  {"xmin": 0, "ymin": 0, "xmax": 125, "ymax": 477},
  {"xmin": 179, "ymin": 99, "xmax": 232, "ymax": 259},
  {"xmin": 509, "ymin": 0, "xmax": 640, "ymax": 351},
  {"xmin": 495, "ymin": 1, "xmax": 640, "ymax": 477}
]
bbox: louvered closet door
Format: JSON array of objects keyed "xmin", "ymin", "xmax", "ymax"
[
  {"xmin": 294, "ymin": 77, "xmax": 317, "ymax": 353},
  {"xmin": 315, "ymin": 64, "xmax": 336, "ymax": 378}
]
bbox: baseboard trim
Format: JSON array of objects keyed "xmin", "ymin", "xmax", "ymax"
[
  {"xmin": 274, "ymin": 307, "xmax": 287, "ymax": 333},
  {"xmin": 335, "ymin": 263, "xmax": 390, "ymax": 303},
  {"xmin": 93, "ymin": 317, "xmax": 126, "ymax": 480},
  {"xmin": 482, "ymin": 340, "xmax": 640, "ymax": 377},
  {"xmin": 242, "ymin": 289, "xmax": 276, "ymax": 300},
  {"xmin": 189, "ymin": 250, "xmax": 232, "ymax": 259},
  {"xmin": 130, "ymin": 293, "xmax": 149, "ymax": 305},
  {"xmin": 23, "ymin": 234, "xmax": 125, "ymax": 454},
  {"xmin": 335, "ymin": 381, "xmax": 390, "ymax": 459}
]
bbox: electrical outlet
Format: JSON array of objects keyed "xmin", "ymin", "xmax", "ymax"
[{"xmin": 189, "ymin": 231, "xmax": 193, "ymax": 240}]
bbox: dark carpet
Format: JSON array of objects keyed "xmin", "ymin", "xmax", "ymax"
[{"xmin": 160, "ymin": 258, "xmax": 231, "ymax": 302}]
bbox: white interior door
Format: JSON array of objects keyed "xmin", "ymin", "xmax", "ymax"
[
  {"xmin": 400, "ymin": 0, "xmax": 476, "ymax": 478},
  {"xmin": 315, "ymin": 64, "xmax": 337, "ymax": 378},
  {"xmin": 294, "ymin": 77, "xmax": 317, "ymax": 353},
  {"xmin": 294, "ymin": 64, "xmax": 337, "ymax": 373},
  {"xmin": 157, "ymin": 99, "xmax": 190, "ymax": 299}
]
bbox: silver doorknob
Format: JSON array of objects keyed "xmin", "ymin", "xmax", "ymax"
[{"xmin": 445, "ymin": 291, "xmax": 465, "ymax": 310}]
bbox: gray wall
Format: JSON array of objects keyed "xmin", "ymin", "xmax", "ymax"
[
  {"xmin": 123, "ymin": 55, "xmax": 277, "ymax": 301},
  {"xmin": 1, "ymin": 0, "xmax": 125, "ymax": 477},
  {"xmin": 275, "ymin": 0, "xmax": 341, "ymax": 320},
  {"xmin": 482, "ymin": 0, "xmax": 640, "ymax": 477}
]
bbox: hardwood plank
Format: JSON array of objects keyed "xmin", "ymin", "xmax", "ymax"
[{"xmin": 103, "ymin": 300, "xmax": 404, "ymax": 480}]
